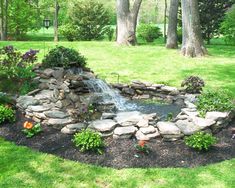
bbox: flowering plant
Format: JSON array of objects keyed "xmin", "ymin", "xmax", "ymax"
[
  {"xmin": 22, "ymin": 121, "xmax": 42, "ymax": 138},
  {"xmin": 135, "ymin": 140, "xmax": 150, "ymax": 154}
]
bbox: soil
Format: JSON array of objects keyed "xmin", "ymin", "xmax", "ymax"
[{"xmin": 0, "ymin": 111, "xmax": 235, "ymax": 169}]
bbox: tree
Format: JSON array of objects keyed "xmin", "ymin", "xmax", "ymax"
[
  {"xmin": 116, "ymin": 0, "xmax": 142, "ymax": 45},
  {"xmin": 181, "ymin": 0, "xmax": 207, "ymax": 57},
  {"xmin": 0, "ymin": 0, "xmax": 8, "ymax": 40},
  {"xmin": 54, "ymin": 0, "xmax": 60, "ymax": 42},
  {"xmin": 198, "ymin": 0, "xmax": 234, "ymax": 45},
  {"xmin": 166, "ymin": 0, "xmax": 179, "ymax": 49}
]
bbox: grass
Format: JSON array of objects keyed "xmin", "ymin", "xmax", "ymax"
[
  {"xmin": 0, "ymin": 138, "xmax": 235, "ymax": 188},
  {"xmin": 0, "ymin": 39, "xmax": 235, "ymax": 187}
]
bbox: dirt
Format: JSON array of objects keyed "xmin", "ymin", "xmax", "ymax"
[{"xmin": 0, "ymin": 111, "xmax": 234, "ymax": 169}]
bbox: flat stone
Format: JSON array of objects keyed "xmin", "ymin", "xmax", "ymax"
[
  {"xmin": 61, "ymin": 127, "xmax": 75, "ymax": 134},
  {"xmin": 156, "ymin": 121, "xmax": 181, "ymax": 135},
  {"xmin": 44, "ymin": 111, "xmax": 69, "ymax": 119},
  {"xmin": 181, "ymin": 108, "xmax": 199, "ymax": 118},
  {"xmin": 16, "ymin": 96, "xmax": 39, "ymax": 109},
  {"xmin": 192, "ymin": 117, "xmax": 216, "ymax": 129},
  {"xmin": 146, "ymin": 130, "xmax": 161, "ymax": 139},
  {"xmin": 66, "ymin": 123, "xmax": 85, "ymax": 130},
  {"xmin": 184, "ymin": 101, "xmax": 196, "ymax": 109},
  {"xmin": 161, "ymin": 86, "xmax": 178, "ymax": 92},
  {"xmin": 113, "ymin": 126, "xmax": 138, "ymax": 136},
  {"xmin": 34, "ymin": 90, "xmax": 53, "ymax": 100},
  {"xmin": 140, "ymin": 126, "xmax": 156, "ymax": 134},
  {"xmin": 115, "ymin": 111, "xmax": 143, "ymax": 126},
  {"xmin": 122, "ymin": 88, "xmax": 135, "ymax": 95},
  {"xmin": 48, "ymin": 118, "xmax": 72, "ymax": 125},
  {"xmin": 33, "ymin": 112, "xmax": 47, "ymax": 119},
  {"xmin": 137, "ymin": 118, "xmax": 149, "ymax": 127},
  {"xmin": 89, "ymin": 119, "xmax": 117, "ymax": 132},
  {"xmin": 101, "ymin": 113, "xmax": 116, "ymax": 119},
  {"xmin": 43, "ymin": 68, "xmax": 54, "ymax": 77},
  {"xmin": 28, "ymin": 105, "xmax": 50, "ymax": 112},
  {"xmin": 184, "ymin": 94, "xmax": 198, "ymax": 103},
  {"xmin": 176, "ymin": 120, "xmax": 201, "ymax": 135},
  {"xmin": 205, "ymin": 111, "xmax": 229, "ymax": 122},
  {"xmin": 135, "ymin": 130, "xmax": 150, "ymax": 141},
  {"xmin": 143, "ymin": 113, "xmax": 157, "ymax": 120},
  {"xmin": 52, "ymin": 68, "xmax": 64, "ymax": 80}
]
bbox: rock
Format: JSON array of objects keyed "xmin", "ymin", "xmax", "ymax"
[
  {"xmin": 161, "ymin": 86, "xmax": 178, "ymax": 93},
  {"xmin": 66, "ymin": 123, "xmax": 85, "ymax": 130},
  {"xmin": 176, "ymin": 120, "xmax": 201, "ymax": 135},
  {"xmin": 55, "ymin": 100, "xmax": 63, "ymax": 108},
  {"xmin": 175, "ymin": 114, "xmax": 188, "ymax": 121},
  {"xmin": 89, "ymin": 119, "xmax": 117, "ymax": 132},
  {"xmin": 205, "ymin": 111, "xmax": 229, "ymax": 122},
  {"xmin": 43, "ymin": 68, "xmax": 54, "ymax": 77},
  {"xmin": 45, "ymin": 111, "xmax": 69, "ymax": 119},
  {"xmin": 122, "ymin": 88, "xmax": 135, "ymax": 95},
  {"xmin": 115, "ymin": 111, "xmax": 143, "ymax": 126},
  {"xmin": 184, "ymin": 101, "xmax": 196, "ymax": 109},
  {"xmin": 146, "ymin": 130, "xmax": 161, "ymax": 139},
  {"xmin": 61, "ymin": 127, "xmax": 75, "ymax": 134},
  {"xmin": 138, "ymin": 94, "xmax": 150, "ymax": 99},
  {"xmin": 156, "ymin": 122, "xmax": 181, "ymax": 135},
  {"xmin": 68, "ymin": 92, "xmax": 79, "ymax": 102},
  {"xmin": 143, "ymin": 113, "xmax": 157, "ymax": 120},
  {"xmin": 139, "ymin": 126, "xmax": 156, "ymax": 134},
  {"xmin": 135, "ymin": 130, "xmax": 150, "ymax": 141},
  {"xmin": 33, "ymin": 112, "xmax": 47, "ymax": 119},
  {"xmin": 34, "ymin": 90, "xmax": 53, "ymax": 100},
  {"xmin": 192, "ymin": 117, "xmax": 216, "ymax": 129},
  {"xmin": 27, "ymin": 89, "xmax": 41, "ymax": 96},
  {"xmin": 100, "ymin": 131, "xmax": 114, "ymax": 138},
  {"xmin": 101, "ymin": 113, "xmax": 116, "ymax": 119},
  {"xmin": 181, "ymin": 108, "xmax": 199, "ymax": 118},
  {"xmin": 162, "ymin": 134, "xmax": 184, "ymax": 141},
  {"xmin": 48, "ymin": 118, "xmax": 73, "ymax": 126},
  {"xmin": 184, "ymin": 94, "xmax": 198, "ymax": 103},
  {"xmin": 52, "ymin": 68, "xmax": 64, "ymax": 80},
  {"xmin": 137, "ymin": 118, "xmax": 149, "ymax": 127},
  {"xmin": 152, "ymin": 84, "xmax": 164, "ymax": 88},
  {"xmin": 60, "ymin": 83, "xmax": 70, "ymax": 93},
  {"xmin": 28, "ymin": 105, "xmax": 50, "ymax": 112},
  {"xmin": 82, "ymin": 71, "xmax": 96, "ymax": 80},
  {"xmin": 16, "ymin": 96, "xmax": 39, "ymax": 109},
  {"xmin": 113, "ymin": 126, "xmax": 138, "ymax": 137}
]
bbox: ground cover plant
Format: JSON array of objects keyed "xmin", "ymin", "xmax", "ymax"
[{"xmin": 0, "ymin": 105, "xmax": 15, "ymax": 124}]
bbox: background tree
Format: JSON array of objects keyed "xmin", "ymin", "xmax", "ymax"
[
  {"xmin": 166, "ymin": 0, "xmax": 179, "ymax": 49},
  {"xmin": 116, "ymin": 0, "xmax": 142, "ymax": 45},
  {"xmin": 0, "ymin": 0, "xmax": 8, "ymax": 40},
  {"xmin": 54, "ymin": 0, "xmax": 60, "ymax": 42},
  {"xmin": 181, "ymin": 0, "xmax": 207, "ymax": 57},
  {"xmin": 198, "ymin": 0, "xmax": 234, "ymax": 44}
]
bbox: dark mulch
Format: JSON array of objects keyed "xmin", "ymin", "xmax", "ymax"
[{"xmin": 0, "ymin": 111, "xmax": 235, "ymax": 169}]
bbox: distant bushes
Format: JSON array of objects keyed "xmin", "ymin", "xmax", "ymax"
[
  {"xmin": 42, "ymin": 46, "xmax": 86, "ymax": 68},
  {"xmin": 137, "ymin": 24, "xmax": 162, "ymax": 42},
  {"xmin": 59, "ymin": 24, "xmax": 78, "ymax": 42}
]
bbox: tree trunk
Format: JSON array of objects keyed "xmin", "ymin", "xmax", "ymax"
[
  {"xmin": 181, "ymin": 0, "xmax": 207, "ymax": 57},
  {"xmin": 0, "ymin": 0, "xmax": 8, "ymax": 41},
  {"xmin": 163, "ymin": 0, "xmax": 167, "ymax": 43},
  {"xmin": 54, "ymin": 0, "xmax": 60, "ymax": 42},
  {"xmin": 116, "ymin": 0, "xmax": 142, "ymax": 45},
  {"xmin": 166, "ymin": 0, "xmax": 179, "ymax": 49}
]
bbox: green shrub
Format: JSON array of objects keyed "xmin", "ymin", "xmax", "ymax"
[
  {"xmin": 137, "ymin": 24, "xmax": 162, "ymax": 42},
  {"xmin": 196, "ymin": 90, "xmax": 234, "ymax": 117},
  {"xmin": 59, "ymin": 24, "xmax": 78, "ymax": 41},
  {"xmin": 184, "ymin": 131, "xmax": 217, "ymax": 151},
  {"xmin": 0, "ymin": 105, "xmax": 15, "ymax": 124},
  {"xmin": 181, "ymin": 76, "xmax": 205, "ymax": 94},
  {"xmin": 22, "ymin": 123, "xmax": 42, "ymax": 138},
  {"xmin": 69, "ymin": 0, "xmax": 111, "ymax": 41},
  {"xmin": 177, "ymin": 28, "xmax": 183, "ymax": 44},
  {"xmin": 220, "ymin": 5, "xmax": 235, "ymax": 45},
  {"xmin": 42, "ymin": 46, "xmax": 86, "ymax": 68},
  {"xmin": 103, "ymin": 25, "xmax": 115, "ymax": 41},
  {"xmin": 72, "ymin": 129, "xmax": 104, "ymax": 154}
]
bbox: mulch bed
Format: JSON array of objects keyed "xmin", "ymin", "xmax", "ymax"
[{"xmin": 0, "ymin": 111, "xmax": 235, "ymax": 169}]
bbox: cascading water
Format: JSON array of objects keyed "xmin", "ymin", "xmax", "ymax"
[{"xmin": 83, "ymin": 79, "xmax": 136, "ymax": 111}]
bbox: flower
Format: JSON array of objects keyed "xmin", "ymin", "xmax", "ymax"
[
  {"xmin": 138, "ymin": 140, "xmax": 146, "ymax": 147},
  {"xmin": 23, "ymin": 121, "xmax": 33, "ymax": 129}
]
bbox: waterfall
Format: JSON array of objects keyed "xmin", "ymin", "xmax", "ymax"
[{"xmin": 83, "ymin": 79, "xmax": 135, "ymax": 111}]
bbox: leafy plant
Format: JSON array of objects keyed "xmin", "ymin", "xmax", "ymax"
[
  {"xmin": 196, "ymin": 90, "xmax": 234, "ymax": 117},
  {"xmin": 184, "ymin": 131, "xmax": 217, "ymax": 151},
  {"xmin": 181, "ymin": 76, "xmax": 205, "ymax": 94},
  {"xmin": 166, "ymin": 113, "xmax": 173, "ymax": 121},
  {"xmin": 42, "ymin": 46, "xmax": 86, "ymax": 68},
  {"xmin": 103, "ymin": 26, "xmax": 115, "ymax": 41},
  {"xmin": 59, "ymin": 24, "xmax": 79, "ymax": 41},
  {"xmin": 137, "ymin": 24, "xmax": 162, "ymax": 42},
  {"xmin": 0, "ymin": 105, "xmax": 15, "ymax": 124},
  {"xmin": 72, "ymin": 129, "xmax": 104, "ymax": 154},
  {"xmin": 135, "ymin": 140, "xmax": 150, "ymax": 154},
  {"xmin": 22, "ymin": 122, "xmax": 42, "ymax": 138}
]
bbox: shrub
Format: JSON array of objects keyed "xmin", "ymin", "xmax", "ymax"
[
  {"xmin": 0, "ymin": 105, "xmax": 15, "ymax": 124},
  {"xmin": 42, "ymin": 46, "xmax": 86, "ymax": 68},
  {"xmin": 72, "ymin": 129, "xmax": 104, "ymax": 154},
  {"xmin": 69, "ymin": 0, "xmax": 111, "ymax": 41},
  {"xmin": 137, "ymin": 24, "xmax": 162, "ymax": 42},
  {"xmin": 59, "ymin": 24, "xmax": 78, "ymax": 41},
  {"xmin": 220, "ymin": 5, "xmax": 235, "ymax": 45},
  {"xmin": 103, "ymin": 25, "xmax": 115, "ymax": 41},
  {"xmin": 184, "ymin": 131, "xmax": 217, "ymax": 151},
  {"xmin": 196, "ymin": 90, "xmax": 234, "ymax": 117},
  {"xmin": 177, "ymin": 28, "xmax": 183, "ymax": 44},
  {"xmin": 181, "ymin": 76, "xmax": 205, "ymax": 94}
]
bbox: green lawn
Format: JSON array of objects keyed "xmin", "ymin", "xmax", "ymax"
[{"xmin": 0, "ymin": 41, "xmax": 235, "ymax": 187}]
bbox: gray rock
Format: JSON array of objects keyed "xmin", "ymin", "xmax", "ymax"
[
  {"xmin": 122, "ymin": 87, "xmax": 135, "ymax": 95},
  {"xmin": 192, "ymin": 117, "xmax": 216, "ymax": 129},
  {"xmin": 55, "ymin": 100, "xmax": 63, "ymax": 108},
  {"xmin": 38, "ymin": 83, "xmax": 49, "ymax": 90},
  {"xmin": 184, "ymin": 101, "xmax": 197, "ymax": 109},
  {"xmin": 66, "ymin": 123, "xmax": 85, "ymax": 130},
  {"xmin": 205, "ymin": 111, "xmax": 229, "ymax": 122},
  {"xmin": 89, "ymin": 119, "xmax": 117, "ymax": 132},
  {"xmin": 135, "ymin": 130, "xmax": 150, "ymax": 141},
  {"xmin": 146, "ymin": 130, "xmax": 161, "ymax": 139},
  {"xmin": 61, "ymin": 127, "xmax": 75, "ymax": 134},
  {"xmin": 43, "ymin": 68, "xmax": 54, "ymax": 77},
  {"xmin": 115, "ymin": 111, "xmax": 143, "ymax": 126},
  {"xmin": 162, "ymin": 134, "xmax": 184, "ymax": 141},
  {"xmin": 68, "ymin": 92, "xmax": 79, "ymax": 103},
  {"xmin": 181, "ymin": 108, "xmax": 199, "ymax": 118},
  {"xmin": 101, "ymin": 113, "xmax": 116, "ymax": 119},
  {"xmin": 156, "ymin": 121, "xmax": 181, "ymax": 135},
  {"xmin": 184, "ymin": 94, "xmax": 198, "ymax": 103},
  {"xmin": 33, "ymin": 112, "xmax": 47, "ymax": 119},
  {"xmin": 34, "ymin": 90, "xmax": 53, "ymax": 100},
  {"xmin": 52, "ymin": 68, "xmax": 64, "ymax": 80},
  {"xmin": 48, "ymin": 118, "xmax": 73, "ymax": 125},
  {"xmin": 45, "ymin": 111, "xmax": 69, "ymax": 119},
  {"xmin": 139, "ymin": 126, "xmax": 156, "ymax": 134},
  {"xmin": 28, "ymin": 105, "xmax": 50, "ymax": 112},
  {"xmin": 176, "ymin": 120, "xmax": 201, "ymax": 135},
  {"xmin": 113, "ymin": 126, "xmax": 138, "ymax": 136},
  {"xmin": 137, "ymin": 118, "xmax": 149, "ymax": 127},
  {"xmin": 161, "ymin": 86, "xmax": 178, "ymax": 93},
  {"xmin": 16, "ymin": 96, "xmax": 39, "ymax": 109}
]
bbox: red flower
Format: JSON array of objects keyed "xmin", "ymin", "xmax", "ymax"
[{"xmin": 138, "ymin": 140, "xmax": 146, "ymax": 147}]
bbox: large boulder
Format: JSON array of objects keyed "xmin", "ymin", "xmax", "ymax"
[
  {"xmin": 16, "ymin": 96, "xmax": 39, "ymax": 109},
  {"xmin": 113, "ymin": 126, "xmax": 138, "ymax": 139},
  {"xmin": 156, "ymin": 122, "xmax": 181, "ymax": 135},
  {"xmin": 89, "ymin": 119, "xmax": 117, "ymax": 132},
  {"xmin": 115, "ymin": 111, "xmax": 143, "ymax": 126}
]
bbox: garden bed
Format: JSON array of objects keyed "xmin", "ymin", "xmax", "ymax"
[{"xmin": 0, "ymin": 111, "xmax": 234, "ymax": 169}]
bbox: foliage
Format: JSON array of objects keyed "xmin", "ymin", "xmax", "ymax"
[
  {"xmin": 221, "ymin": 5, "xmax": 235, "ymax": 45},
  {"xmin": 69, "ymin": 0, "xmax": 111, "ymax": 41},
  {"xmin": 177, "ymin": 28, "xmax": 183, "ymax": 43},
  {"xmin": 184, "ymin": 131, "xmax": 217, "ymax": 151},
  {"xmin": 0, "ymin": 93, "xmax": 14, "ymax": 105},
  {"xmin": 72, "ymin": 129, "xmax": 104, "ymax": 154},
  {"xmin": 22, "ymin": 122, "xmax": 42, "ymax": 138},
  {"xmin": 103, "ymin": 26, "xmax": 115, "ymax": 41},
  {"xmin": 196, "ymin": 90, "xmax": 234, "ymax": 117},
  {"xmin": 166, "ymin": 113, "xmax": 173, "ymax": 121},
  {"xmin": 0, "ymin": 105, "xmax": 15, "ymax": 124},
  {"xmin": 181, "ymin": 76, "xmax": 205, "ymax": 94},
  {"xmin": 137, "ymin": 24, "xmax": 162, "ymax": 42},
  {"xmin": 42, "ymin": 46, "xmax": 86, "ymax": 68},
  {"xmin": 59, "ymin": 24, "xmax": 79, "ymax": 41},
  {"xmin": 135, "ymin": 140, "xmax": 150, "ymax": 154}
]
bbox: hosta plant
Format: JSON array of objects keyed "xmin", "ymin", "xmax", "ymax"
[{"xmin": 22, "ymin": 121, "xmax": 42, "ymax": 138}]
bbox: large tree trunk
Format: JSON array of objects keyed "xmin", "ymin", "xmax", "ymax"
[
  {"xmin": 54, "ymin": 0, "xmax": 60, "ymax": 42},
  {"xmin": 163, "ymin": 0, "xmax": 167, "ymax": 43},
  {"xmin": 166, "ymin": 0, "xmax": 179, "ymax": 49},
  {"xmin": 181, "ymin": 0, "xmax": 207, "ymax": 57},
  {"xmin": 116, "ymin": 0, "xmax": 142, "ymax": 45},
  {"xmin": 0, "ymin": 0, "xmax": 8, "ymax": 41}
]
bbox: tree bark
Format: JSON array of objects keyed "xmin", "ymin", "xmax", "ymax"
[
  {"xmin": 116, "ymin": 0, "xmax": 142, "ymax": 45},
  {"xmin": 181, "ymin": 0, "xmax": 207, "ymax": 57},
  {"xmin": 163, "ymin": 0, "xmax": 167, "ymax": 43},
  {"xmin": 54, "ymin": 0, "xmax": 60, "ymax": 42},
  {"xmin": 166, "ymin": 0, "xmax": 179, "ymax": 49},
  {"xmin": 0, "ymin": 0, "xmax": 8, "ymax": 41}
]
